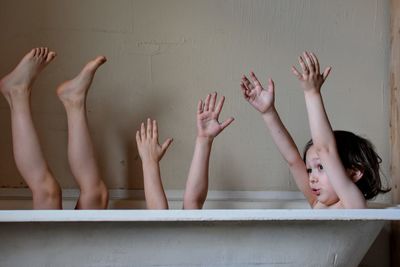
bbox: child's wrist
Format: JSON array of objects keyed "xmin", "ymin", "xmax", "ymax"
[
  {"xmin": 261, "ymin": 106, "xmax": 277, "ymax": 119},
  {"xmin": 304, "ymin": 89, "xmax": 321, "ymax": 97},
  {"xmin": 261, "ymin": 106, "xmax": 276, "ymax": 115},
  {"xmin": 196, "ymin": 136, "xmax": 214, "ymax": 145},
  {"xmin": 141, "ymin": 157, "xmax": 160, "ymax": 165}
]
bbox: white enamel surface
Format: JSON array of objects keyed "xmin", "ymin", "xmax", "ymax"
[
  {"xmin": 0, "ymin": 215, "xmax": 387, "ymax": 267},
  {"xmin": 0, "ymin": 209, "xmax": 399, "ymax": 222},
  {"xmin": 0, "ymin": 199, "xmax": 396, "ymax": 266}
]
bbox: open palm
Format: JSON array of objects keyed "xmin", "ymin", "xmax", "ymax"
[
  {"xmin": 291, "ymin": 51, "xmax": 331, "ymax": 93},
  {"xmin": 136, "ymin": 119, "xmax": 173, "ymax": 162},
  {"xmin": 241, "ymin": 72, "xmax": 275, "ymax": 114},
  {"xmin": 197, "ymin": 93, "xmax": 234, "ymax": 139}
]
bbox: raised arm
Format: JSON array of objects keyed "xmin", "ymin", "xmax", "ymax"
[
  {"xmin": 136, "ymin": 118, "xmax": 173, "ymax": 209},
  {"xmin": 241, "ymin": 73, "xmax": 316, "ymax": 206},
  {"xmin": 292, "ymin": 52, "xmax": 365, "ymax": 208},
  {"xmin": 183, "ymin": 93, "xmax": 234, "ymax": 209}
]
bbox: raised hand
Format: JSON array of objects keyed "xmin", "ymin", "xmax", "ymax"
[
  {"xmin": 241, "ymin": 72, "xmax": 275, "ymax": 114},
  {"xmin": 136, "ymin": 118, "xmax": 173, "ymax": 163},
  {"xmin": 197, "ymin": 92, "xmax": 234, "ymax": 140},
  {"xmin": 292, "ymin": 51, "xmax": 331, "ymax": 93}
]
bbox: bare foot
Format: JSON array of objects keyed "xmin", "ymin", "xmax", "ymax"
[
  {"xmin": 0, "ymin": 47, "xmax": 56, "ymax": 103},
  {"xmin": 57, "ymin": 56, "xmax": 106, "ymax": 107}
]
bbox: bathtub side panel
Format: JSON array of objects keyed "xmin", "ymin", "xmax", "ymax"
[{"xmin": 0, "ymin": 221, "xmax": 383, "ymax": 267}]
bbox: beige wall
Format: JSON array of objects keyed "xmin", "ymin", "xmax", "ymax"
[{"xmin": 0, "ymin": 0, "xmax": 391, "ymax": 196}]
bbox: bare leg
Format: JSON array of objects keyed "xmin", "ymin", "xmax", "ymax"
[
  {"xmin": 0, "ymin": 47, "xmax": 61, "ymax": 209},
  {"xmin": 57, "ymin": 56, "xmax": 108, "ymax": 209}
]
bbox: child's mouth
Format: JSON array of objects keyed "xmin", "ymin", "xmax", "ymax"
[{"xmin": 312, "ymin": 189, "xmax": 320, "ymax": 196}]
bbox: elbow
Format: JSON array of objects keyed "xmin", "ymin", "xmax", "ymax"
[
  {"xmin": 288, "ymin": 157, "xmax": 303, "ymax": 169},
  {"xmin": 313, "ymin": 144, "xmax": 332, "ymax": 157},
  {"xmin": 287, "ymin": 156, "xmax": 307, "ymax": 170}
]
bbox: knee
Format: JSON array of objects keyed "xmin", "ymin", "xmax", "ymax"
[
  {"xmin": 183, "ymin": 194, "xmax": 205, "ymax": 210},
  {"xmin": 80, "ymin": 181, "xmax": 109, "ymax": 209},
  {"xmin": 31, "ymin": 175, "xmax": 62, "ymax": 209},
  {"xmin": 95, "ymin": 182, "xmax": 109, "ymax": 208}
]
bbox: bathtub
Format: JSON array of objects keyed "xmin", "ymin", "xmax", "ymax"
[
  {"xmin": 0, "ymin": 209, "xmax": 398, "ymax": 267},
  {"xmin": 0, "ymin": 190, "xmax": 398, "ymax": 267}
]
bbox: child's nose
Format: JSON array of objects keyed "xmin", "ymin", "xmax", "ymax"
[{"xmin": 309, "ymin": 174, "xmax": 318, "ymax": 183}]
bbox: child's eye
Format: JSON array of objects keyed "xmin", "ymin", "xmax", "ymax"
[
  {"xmin": 306, "ymin": 168, "xmax": 312, "ymax": 174},
  {"xmin": 318, "ymin": 164, "xmax": 324, "ymax": 170}
]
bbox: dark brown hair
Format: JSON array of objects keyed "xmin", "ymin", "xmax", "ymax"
[{"xmin": 303, "ymin": 130, "xmax": 390, "ymax": 200}]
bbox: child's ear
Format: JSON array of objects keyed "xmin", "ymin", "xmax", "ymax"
[{"xmin": 348, "ymin": 168, "xmax": 364, "ymax": 182}]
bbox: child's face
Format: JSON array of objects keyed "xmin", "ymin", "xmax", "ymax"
[{"xmin": 305, "ymin": 145, "xmax": 339, "ymax": 206}]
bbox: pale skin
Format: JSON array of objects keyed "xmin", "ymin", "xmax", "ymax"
[
  {"xmin": 240, "ymin": 73, "xmax": 317, "ymax": 207},
  {"xmin": 241, "ymin": 53, "xmax": 365, "ymax": 209},
  {"xmin": 183, "ymin": 93, "xmax": 234, "ymax": 209},
  {"xmin": 136, "ymin": 118, "xmax": 173, "ymax": 209},
  {"xmin": 57, "ymin": 55, "xmax": 109, "ymax": 209},
  {"xmin": 0, "ymin": 47, "xmax": 108, "ymax": 209},
  {"xmin": 0, "ymin": 47, "xmax": 61, "ymax": 209},
  {"xmin": 292, "ymin": 51, "xmax": 366, "ymax": 208}
]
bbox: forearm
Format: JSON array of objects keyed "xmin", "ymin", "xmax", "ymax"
[
  {"xmin": 320, "ymin": 156, "xmax": 366, "ymax": 208},
  {"xmin": 304, "ymin": 92, "xmax": 365, "ymax": 207},
  {"xmin": 262, "ymin": 108, "xmax": 316, "ymax": 205},
  {"xmin": 183, "ymin": 137, "xmax": 212, "ymax": 209},
  {"xmin": 262, "ymin": 107, "xmax": 302, "ymax": 166},
  {"xmin": 304, "ymin": 91, "xmax": 335, "ymax": 150},
  {"xmin": 142, "ymin": 160, "xmax": 168, "ymax": 209}
]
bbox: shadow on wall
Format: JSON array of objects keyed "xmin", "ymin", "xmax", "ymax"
[{"xmin": 93, "ymin": 87, "xmax": 177, "ymax": 190}]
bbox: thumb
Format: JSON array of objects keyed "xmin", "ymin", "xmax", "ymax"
[
  {"xmin": 161, "ymin": 138, "xmax": 173, "ymax": 152},
  {"xmin": 220, "ymin": 117, "xmax": 234, "ymax": 131},
  {"xmin": 322, "ymin": 67, "xmax": 332, "ymax": 81},
  {"xmin": 268, "ymin": 78, "xmax": 275, "ymax": 94}
]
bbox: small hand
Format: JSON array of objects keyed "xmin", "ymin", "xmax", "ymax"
[
  {"xmin": 197, "ymin": 92, "xmax": 234, "ymax": 139},
  {"xmin": 241, "ymin": 72, "xmax": 275, "ymax": 114},
  {"xmin": 136, "ymin": 118, "xmax": 173, "ymax": 162},
  {"xmin": 292, "ymin": 51, "xmax": 331, "ymax": 93}
]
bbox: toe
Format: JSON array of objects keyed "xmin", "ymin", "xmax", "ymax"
[{"xmin": 46, "ymin": 51, "xmax": 57, "ymax": 63}]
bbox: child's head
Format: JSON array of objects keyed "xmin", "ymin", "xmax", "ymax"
[{"xmin": 303, "ymin": 130, "xmax": 390, "ymax": 201}]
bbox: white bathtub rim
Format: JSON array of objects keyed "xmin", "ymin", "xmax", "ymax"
[{"xmin": 0, "ymin": 209, "xmax": 399, "ymax": 222}]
